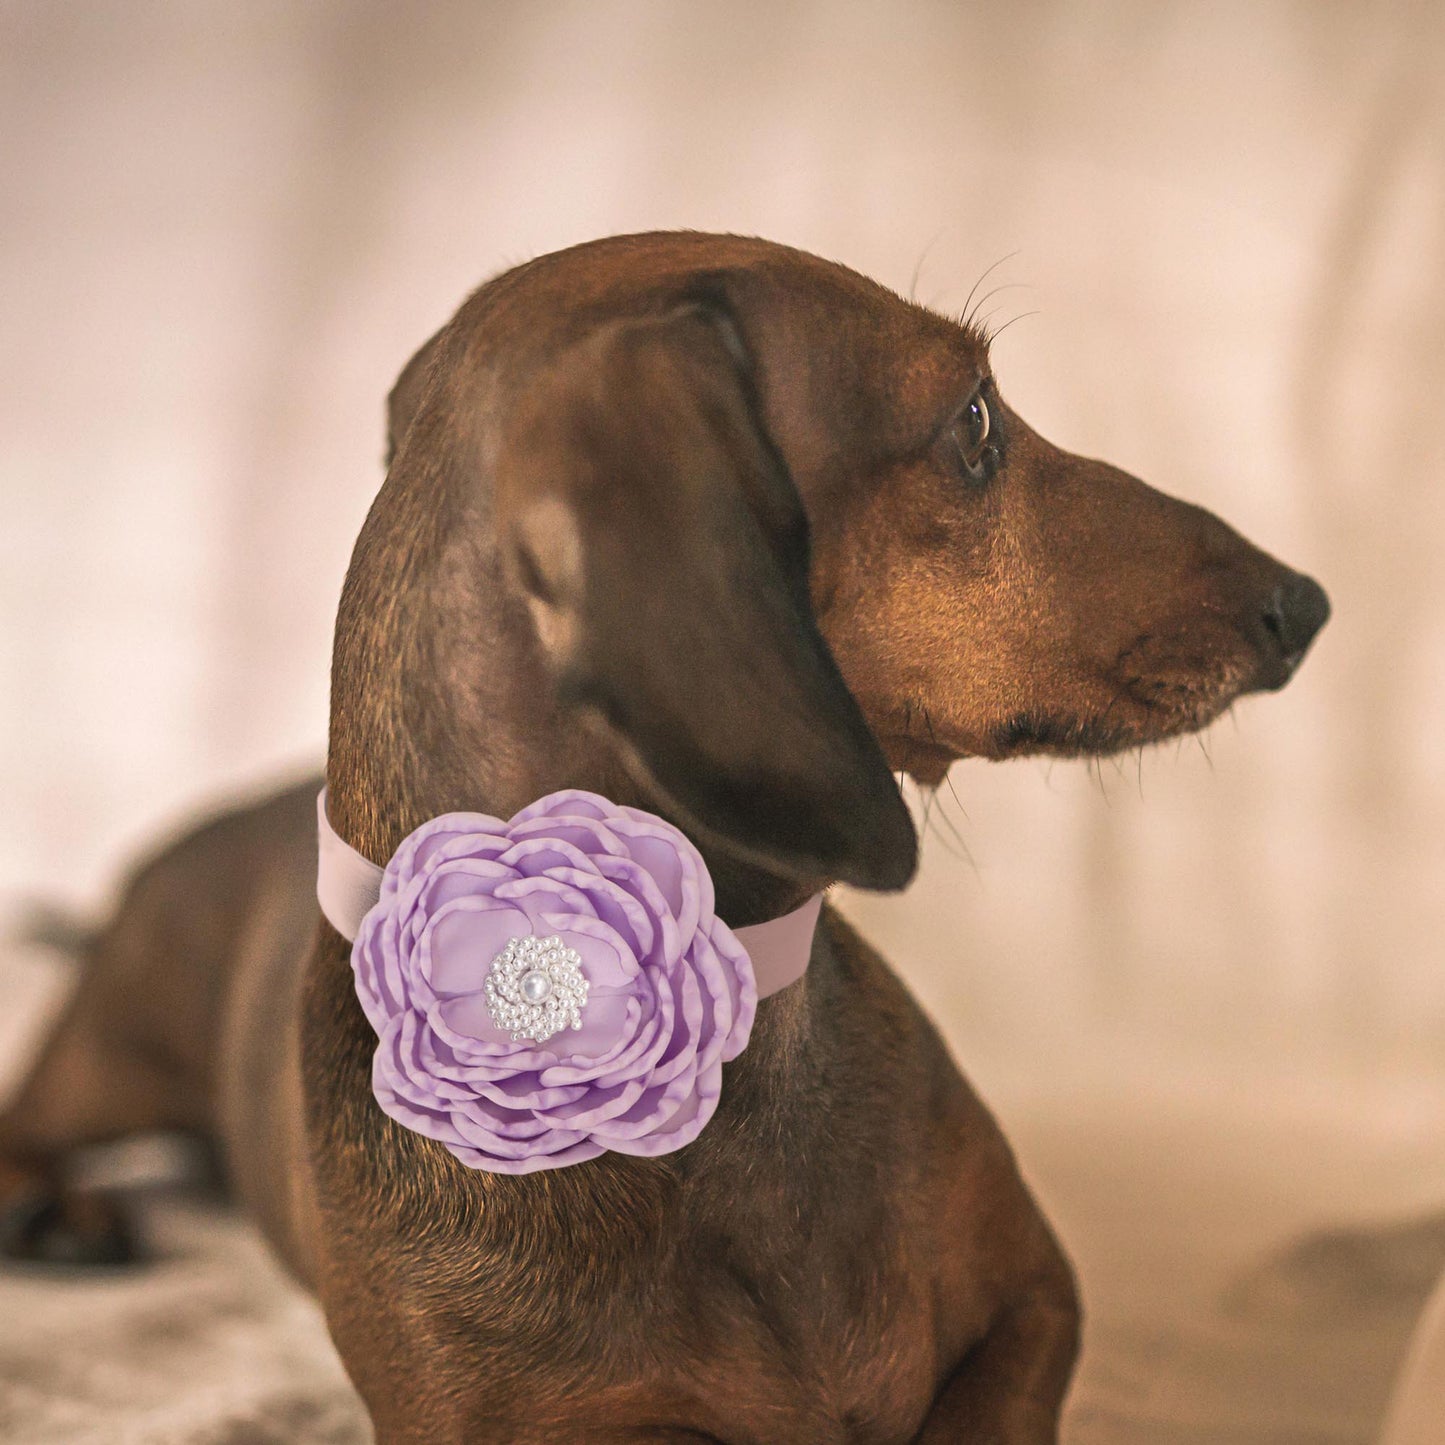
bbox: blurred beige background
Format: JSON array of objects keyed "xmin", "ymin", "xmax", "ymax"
[{"xmin": 2, "ymin": 2, "xmax": 1444, "ymax": 1441}]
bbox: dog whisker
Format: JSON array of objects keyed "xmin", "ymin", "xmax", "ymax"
[
  {"xmin": 964, "ymin": 280, "xmax": 1030, "ymax": 330},
  {"xmin": 934, "ymin": 794, "xmax": 978, "ymax": 874},
  {"xmin": 897, "ymin": 698, "xmax": 923, "ymax": 786},
  {"xmin": 909, "ymin": 229, "xmax": 946, "ymax": 303},
  {"xmin": 1090, "ymin": 754, "xmax": 1113, "ymax": 804},
  {"xmin": 959, "ymin": 249, "xmax": 1021, "ymax": 334},
  {"xmin": 909, "ymin": 779, "xmax": 975, "ymax": 869},
  {"xmin": 973, "ymin": 304, "xmax": 1010, "ymax": 336},
  {"xmin": 982, "ymin": 309, "xmax": 1043, "ymax": 346},
  {"xmin": 919, "ymin": 782, "xmax": 936, "ymax": 839},
  {"xmin": 944, "ymin": 767, "xmax": 970, "ymax": 825},
  {"xmin": 920, "ymin": 703, "xmax": 940, "ymax": 748},
  {"xmin": 1195, "ymin": 731, "xmax": 1215, "ymax": 771}
]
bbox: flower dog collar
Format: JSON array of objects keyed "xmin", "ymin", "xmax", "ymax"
[{"xmin": 316, "ymin": 789, "xmax": 822, "ymax": 1174}]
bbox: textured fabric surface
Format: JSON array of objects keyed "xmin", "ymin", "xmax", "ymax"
[
  {"xmin": 3, "ymin": 0, "xmax": 1444, "ymax": 1438},
  {"xmin": 0, "ymin": 1194, "xmax": 363, "ymax": 1444}
]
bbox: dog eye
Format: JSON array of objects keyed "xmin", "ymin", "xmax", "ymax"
[{"xmin": 950, "ymin": 393, "xmax": 992, "ymax": 478}]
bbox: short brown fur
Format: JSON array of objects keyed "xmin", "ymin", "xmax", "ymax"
[{"xmin": 1, "ymin": 233, "xmax": 1327, "ymax": 1442}]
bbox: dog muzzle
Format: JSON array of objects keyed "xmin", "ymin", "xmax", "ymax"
[{"xmin": 316, "ymin": 789, "xmax": 822, "ymax": 1174}]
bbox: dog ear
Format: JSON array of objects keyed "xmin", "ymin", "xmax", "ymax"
[
  {"xmin": 385, "ymin": 326, "xmax": 445, "ymax": 468},
  {"xmin": 495, "ymin": 298, "xmax": 917, "ymax": 891}
]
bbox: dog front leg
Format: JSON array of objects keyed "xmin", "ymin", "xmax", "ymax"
[{"xmin": 914, "ymin": 1279, "xmax": 1080, "ymax": 1444}]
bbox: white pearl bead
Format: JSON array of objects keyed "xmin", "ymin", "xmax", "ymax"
[{"xmin": 519, "ymin": 969, "xmax": 553, "ymax": 1005}]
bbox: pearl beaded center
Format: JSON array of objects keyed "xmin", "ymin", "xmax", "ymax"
[
  {"xmin": 519, "ymin": 969, "xmax": 553, "ymax": 1004},
  {"xmin": 483, "ymin": 935, "xmax": 588, "ymax": 1044}
]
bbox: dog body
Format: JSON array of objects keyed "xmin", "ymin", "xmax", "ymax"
[{"xmin": 1, "ymin": 233, "xmax": 1327, "ymax": 1442}]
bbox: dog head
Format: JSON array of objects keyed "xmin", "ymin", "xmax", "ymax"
[{"xmin": 349, "ymin": 233, "xmax": 1326, "ymax": 897}]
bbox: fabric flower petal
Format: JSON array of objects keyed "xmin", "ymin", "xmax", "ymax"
[{"xmin": 351, "ymin": 788, "xmax": 776, "ymax": 1174}]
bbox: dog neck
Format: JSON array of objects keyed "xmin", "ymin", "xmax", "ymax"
[{"xmin": 325, "ymin": 501, "xmax": 822, "ymax": 930}]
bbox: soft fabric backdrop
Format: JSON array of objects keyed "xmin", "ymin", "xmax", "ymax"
[{"xmin": 2, "ymin": 3, "xmax": 1443, "ymax": 1441}]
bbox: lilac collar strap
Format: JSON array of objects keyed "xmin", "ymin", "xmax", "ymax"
[{"xmin": 315, "ymin": 789, "xmax": 822, "ymax": 1174}]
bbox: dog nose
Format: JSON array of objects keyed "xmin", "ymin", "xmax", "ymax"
[{"xmin": 1257, "ymin": 572, "xmax": 1330, "ymax": 686}]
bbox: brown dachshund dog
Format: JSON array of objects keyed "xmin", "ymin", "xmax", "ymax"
[{"xmin": 0, "ymin": 233, "xmax": 1328, "ymax": 1442}]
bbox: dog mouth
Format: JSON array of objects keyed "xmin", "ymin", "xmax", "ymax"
[
  {"xmin": 988, "ymin": 708, "xmax": 1167, "ymax": 758},
  {"xmin": 984, "ymin": 693, "xmax": 1227, "ymax": 759},
  {"xmin": 881, "ymin": 661, "xmax": 1250, "ymax": 778},
  {"xmin": 986, "ymin": 659, "xmax": 1253, "ymax": 761}
]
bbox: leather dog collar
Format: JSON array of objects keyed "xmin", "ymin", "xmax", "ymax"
[{"xmin": 316, "ymin": 788, "xmax": 823, "ymax": 1173}]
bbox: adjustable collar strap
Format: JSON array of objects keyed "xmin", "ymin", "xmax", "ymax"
[{"xmin": 315, "ymin": 790, "xmax": 822, "ymax": 998}]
